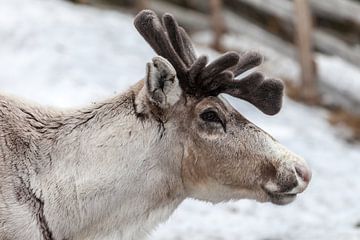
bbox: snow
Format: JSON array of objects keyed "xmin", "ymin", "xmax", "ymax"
[
  {"xmin": 1, "ymin": 0, "xmax": 360, "ymax": 239},
  {"xmin": 0, "ymin": 0, "xmax": 153, "ymax": 108},
  {"xmin": 317, "ymin": 54, "xmax": 360, "ymax": 110}
]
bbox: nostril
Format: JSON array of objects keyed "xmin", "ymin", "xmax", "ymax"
[{"xmin": 295, "ymin": 164, "xmax": 311, "ymax": 183}]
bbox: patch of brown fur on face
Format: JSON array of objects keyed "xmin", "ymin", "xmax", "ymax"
[
  {"xmin": 177, "ymin": 98, "xmax": 234, "ymax": 196},
  {"xmin": 260, "ymin": 160, "xmax": 277, "ymax": 183},
  {"xmin": 175, "ymin": 98, "xmax": 215, "ymax": 192},
  {"xmin": 180, "ymin": 146, "xmax": 208, "ymax": 189},
  {"xmin": 178, "ymin": 97, "xmax": 240, "ymax": 189},
  {"xmin": 210, "ymin": 151, "xmax": 260, "ymax": 189}
]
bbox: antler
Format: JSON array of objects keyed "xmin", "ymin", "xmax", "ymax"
[{"xmin": 134, "ymin": 10, "xmax": 284, "ymax": 115}]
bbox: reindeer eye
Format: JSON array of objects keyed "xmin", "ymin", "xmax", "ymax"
[
  {"xmin": 200, "ymin": 109, "xmax": 226, "ymax": 132},
  {"xmin": 200, "ymin": 110, "xmax": 221, "ymax": 123},
  {"xmin": 200, "ymin": 109, "xmax": 227, "ymax": 132}
]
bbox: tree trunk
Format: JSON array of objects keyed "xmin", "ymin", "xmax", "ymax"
[
  {"xmin": 294, "ymin": 0, "xmax": 318, "ymax": 103},
  {"xmin": 209, "ymin": 0, "xmax": 225, "ymax": 52}
]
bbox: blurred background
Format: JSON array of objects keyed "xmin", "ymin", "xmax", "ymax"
[{"xmin": 0, "ymin": 0, "xmax": 360, "ymax": 239}]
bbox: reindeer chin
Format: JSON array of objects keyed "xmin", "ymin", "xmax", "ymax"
[
  {"xmin": 261, "ymin": 186, "xmax": 298, "ymax": 205},
  {"xmin": 268, "ymin": 192, "xmax": 297, "ymax": 205}
]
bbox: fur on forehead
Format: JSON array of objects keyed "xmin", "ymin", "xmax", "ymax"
[{"xmin": 134, "ymin": 9, "xmax": 285, "ymax": 115}]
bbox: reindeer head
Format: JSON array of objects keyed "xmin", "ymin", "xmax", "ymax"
[{"xmin": 134, "ymin": 10, "xmax": 311, "ymax": 205}]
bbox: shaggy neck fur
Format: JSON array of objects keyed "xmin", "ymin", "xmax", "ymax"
[{"xmin": 0, "ymin": 82, "xmax": 186, "ymax": 240}]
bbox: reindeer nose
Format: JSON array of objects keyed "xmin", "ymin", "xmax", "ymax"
[{"xmin": 295, "ymin": 164, "xmax": 312, "ymax": 183}]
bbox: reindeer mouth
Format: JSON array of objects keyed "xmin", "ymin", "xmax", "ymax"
[{"xmin": 262, "ymin": 187, "xmax": 297, "ymax": 205}]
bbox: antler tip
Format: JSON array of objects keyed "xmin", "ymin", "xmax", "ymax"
[
  {"xmin": 246, "ymin": 51, "xmax": 263, "ymax": 63},
  {"xmin": 134, "ymin": 9, "xmax": 156, "ymax": 25},
  {"xmin": 162, "ymin": 12, "xmax": 175, "ymax": 20},
  {"xmin": 228, "ymin": 50, "xmax": 241, "ymax": 58},
  {"xmin": 255, "ymin": 78, "xmax": 284, "ymax": 115}
]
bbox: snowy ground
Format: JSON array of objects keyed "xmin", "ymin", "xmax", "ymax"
[{"xmin": 1, "ymin": 0, "xmax": 360, "ymax": 239}]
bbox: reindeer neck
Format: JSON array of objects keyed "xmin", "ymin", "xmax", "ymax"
[{"xmin": 31, "ymin": 82, "xmax": 186, "ymax": 239}]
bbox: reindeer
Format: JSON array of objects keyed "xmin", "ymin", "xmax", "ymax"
[{"xmin": 0, "ymin": 10, "xmax": 311, "ymax": 240}]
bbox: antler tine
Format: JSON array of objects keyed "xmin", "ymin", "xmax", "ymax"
[
  {"xmin": 203, "ymin": 71, "xmax": 234, "ymax": 95},
  {"xmin": 223, "ymin": 72, "xmax": 265, "ymax": 96},
  {"xmin": 134, "ymin": 10, "xmax": 186, "ymax": 76},
  {"xmin": 163, "ymin": 14, "xmax": 194, "ymax": 68},
  {"xmin": 162, "ymin": 12, "xmax": 209, "ymax": 90},
  {"xmin": 231, "ymin": 51, "xmax": 263, "ymax": 77},
  {"xmin": 188, "ymin": 55, "xmax": 208, "ymax": 80},
  {"xmin": 243, "ymin": 78, "xmax": 284, "ymax": 115},
  {"xmin": 199, "ymin": 51, "xmax": 239, "ymax": 81},
  {"xmin": 221, "ymin": 72, "xmax": 284, "ymax": 115},
  {"xmin": 178, "ymin": 27, "xmax": 197, "ymax": 64}
]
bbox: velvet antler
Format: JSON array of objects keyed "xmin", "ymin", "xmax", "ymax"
[{"xmin": 134, "ymin": 10, "xmax": 284, "ymax": 115}]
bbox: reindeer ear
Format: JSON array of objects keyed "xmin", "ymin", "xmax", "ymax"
[{"xmin": 145, "ymin": 56, "xmax": 182, "ymax": 108}]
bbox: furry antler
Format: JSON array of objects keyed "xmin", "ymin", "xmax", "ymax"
[{"xmin": 134, "ymin": 10, "xmax": 284, "ymax": 115}]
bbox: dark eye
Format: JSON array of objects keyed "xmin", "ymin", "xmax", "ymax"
[
  {"xmin": 200, "ymin": 110, "xmax": 227, "ymax": 132},
  {"xmin": 200, "ymin": 110, "xmax": 221, "ymax": 123}
]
